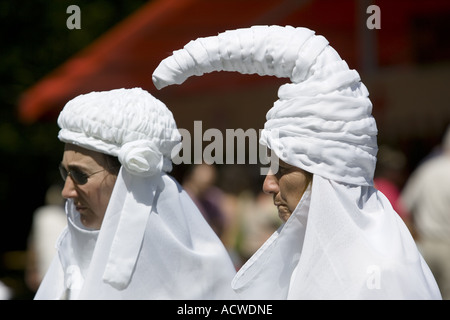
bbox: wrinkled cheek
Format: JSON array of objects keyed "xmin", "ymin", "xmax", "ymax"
[
  {"xmin": 278, "ymin": 206, "xmax": 293, "ymax": 222},
  {"xmin": 288, "ymin": 194, "xmax": 304, "ymax": 213},
  {"xmin": 283, "ymin": 185, "xmax": 305, "ymax": 213}
]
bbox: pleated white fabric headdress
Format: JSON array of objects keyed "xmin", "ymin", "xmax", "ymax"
[
  {"xmin": 152, "ymin": 26, "xmax": 441, "ymax": 299},
  {"xmin": 58, "ymin": 87, "xmax": 180, "ymax": 176},
  {"xmin": 35, "ymin": 88, "xmax": 237, "ymax": 299}
]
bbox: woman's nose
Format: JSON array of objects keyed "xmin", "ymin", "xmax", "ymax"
[
  {"xmin": 61, "ymin": 176, "xmax": 77, "ymax": 199},
  {"xmin": 262, "ymin": 172, "xmax": 279, "ymax": 195}
]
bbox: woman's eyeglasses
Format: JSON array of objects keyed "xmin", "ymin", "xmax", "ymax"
[{"xmin": 59, "ymin": 163, "xmax": 106, "ymax": 185}]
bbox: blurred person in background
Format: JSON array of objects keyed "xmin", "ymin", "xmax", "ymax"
[
  {"xmin": 0, "ymin": 280, "xmax": 11, "ymax": 300},
  {"xmin": 182, "ymin": 164, "xmax": 280, "ymax": 269},
  {"xmin": 401, "ymin": 126, "xmax": 450, "ymax": 299},
  {"xmin": 153, "ymin": 25, "xmax": 441, "ymax": 299},
  {"xmin": 182, "ymin": 163, "xmax": 226, "ymax": 238},
  {"xmin": 233, "ymin": 189, "xmax": 280, "ymax": 265},
  {"xmin": 217, "ymin": 165, "xmax": 280, "ymax": 269},
  {"xmin": 34, "ymin": 87, "xmax": 237, "ymax": 299},
  {"xmin": 26, "ymin": 184, "xmax": 66, "ymax": 293},
  {"xmin": 374, "ymin": 145, "xmax": 409, "ymax": 221}
]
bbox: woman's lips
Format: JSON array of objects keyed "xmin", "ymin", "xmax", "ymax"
[
  {"xmin": 75, "ymin": 203, "xmax": 87, "ymax": 212},
  {"xmin": 274, "ymin": 201, "xmax": 284, "ymax": 208}
]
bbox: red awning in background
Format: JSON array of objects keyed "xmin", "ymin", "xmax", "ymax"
[
  {"xmin": 17, "ymin": 0, "xmax": 450, "ymax": 128},
  {"xmin": 18, "ymin": 0, "xmax": 302, "ymax": 123}
]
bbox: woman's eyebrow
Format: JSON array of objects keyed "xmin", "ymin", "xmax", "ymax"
[{"xmin": 67, "ymin": 163, "xmax": 90, "ymax": 172}]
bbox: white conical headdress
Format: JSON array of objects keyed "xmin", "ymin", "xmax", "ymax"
[{"xmin": 153, "ymin": 25, "xmax": 378, "ymax": 186}]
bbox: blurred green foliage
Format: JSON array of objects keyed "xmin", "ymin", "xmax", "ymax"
[{"xmin": 0, "ymin": 0, "xmax": 147, "ymax": 254}]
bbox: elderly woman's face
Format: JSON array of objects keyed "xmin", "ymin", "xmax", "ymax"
[
  {"xmin": 60, "ymin": 144, "xmax": 117, "ymax": 229},
  {"xmin": 263, "ymin": 158, "xmax": 311, "ymax": 222}
]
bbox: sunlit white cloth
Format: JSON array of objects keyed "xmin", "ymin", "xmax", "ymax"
[
  {"xmin": 233, "ymin": 175, "xmax": 440, "ymax": 299},
  {"xmin": 0, "ymin": 281, "xmax": 11, "ymax": 300},
  {"xmin": 35, "ymin": 88, "xmax": 237, "ymax": 299},
  {"xmin": 152, "ymin": 25, "xmax": 441, "ymax": 299}
]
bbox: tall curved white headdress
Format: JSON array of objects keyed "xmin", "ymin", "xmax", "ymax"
[
  {"xmin": 153, "ymin": 25, "xmax": 378, "ymax": 186},
  {"xmin": 152, "ymin": 26, "xmax": 443, "ymax": 300}
]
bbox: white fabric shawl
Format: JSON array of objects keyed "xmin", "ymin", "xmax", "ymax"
[
  {"xmin": 232, "ymin": 175, "xmax": 440, "ymax": 299},
  {"xmin": 152, "ymin": 26, "xmax": 441, "ymax": 299},
  {"xmin": 36, "ymin": 169, "xmax": 237, "ymax": 299},
  {"xmin": 35, "ymin": 88, "xmax": 237, "ymax": 299}
]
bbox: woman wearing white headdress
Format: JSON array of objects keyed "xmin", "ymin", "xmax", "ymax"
[
  {"xmin": 152, "ymin": 25, "xmax": 442, "ymax": 299},
  {"xmin": 34, "ymin": 87, "xmax": 237, "ymax": 299}
]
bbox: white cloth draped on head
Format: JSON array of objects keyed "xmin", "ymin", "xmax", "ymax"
[
  {"xmin": 152, "ymin": 26, "xmax": 441, "ymax": 299},
  {"xmin": 35, "ymin": 88, "xmax": 237, "ymax": 299}
]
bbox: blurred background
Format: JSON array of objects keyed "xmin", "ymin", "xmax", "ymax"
[{"xmin": 1, "ymin": 0, "xmax": 450, "ymax": 299}]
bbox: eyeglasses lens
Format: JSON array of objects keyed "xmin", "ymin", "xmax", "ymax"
[{"xmin": 59, "ymin": 164, "xmax": 88, "ymax": 185}]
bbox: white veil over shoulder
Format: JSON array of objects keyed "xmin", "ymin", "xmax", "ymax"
[
  {"xmin": 152, "ymin": 26, "xmax": 441, "ymax": 299},
  {"xmin": 35, "ymin": 88, "xmax": 237, "ymax": 299}
]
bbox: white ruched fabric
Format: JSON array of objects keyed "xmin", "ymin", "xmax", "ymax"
[
  {"xmin": 35, "ymin": 88, "xmax": 237, "ymax": 299},
  {"xmin": 152, "ymin": 25, "xmax": 442, "ymax": 299},
  {"xmin": 118, "ymin": 140, "xmax": 164, "ymax": 177},
  {"xmin": 58, "ymin": 88, "xmax": 179, "ymax": 176}
]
